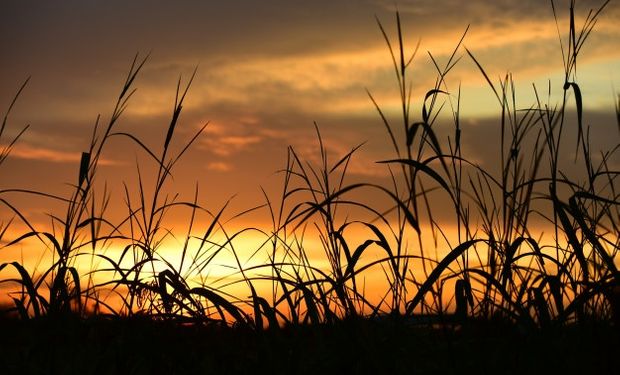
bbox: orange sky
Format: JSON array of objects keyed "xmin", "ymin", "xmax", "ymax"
[
  {"xmin": 1, "ymin": 1, "xmax": 619, "ymax": 308},
  {"xmin": 1, "ymin": 1, "xmax": 618, "ymax": 206}
]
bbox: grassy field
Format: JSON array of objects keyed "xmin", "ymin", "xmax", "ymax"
[
  {"xmin": 0, "ymin": 1, "xmax": 618, "ymax": 373},
  {"xmin": 0, "ymin": 315, "xmax": 616, "ymax": 374}
]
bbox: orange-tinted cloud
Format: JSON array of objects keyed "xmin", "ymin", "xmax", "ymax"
[
  {"xmin": 206, "ymin": 161, "xmax": 233, "ymax": 172},
  {"xmin": 4, "ymin": 142, "xmax": 117, "ymax": 165}
]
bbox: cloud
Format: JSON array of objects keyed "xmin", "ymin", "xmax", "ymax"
[
  {"xmin": 5, "ymin": 0, "xmax": 616, "ymax": 132},
  {"xmin": 1, "ymin": 0, "xmax": 617, "ymax": 225},
  {"xmin": 4, "ymin": 142, "xmax": 117, "ymax": 165},
  {"xmin": 198, "ymin": 120, "xmax": 272, "ymax": 157},
  {"xmin": 206, "ymin": 161, "xmax": 232, "ymax": 172},
  {"xmin": 7, "ymin": 143, "xmax": 81, "ymax": 163}
]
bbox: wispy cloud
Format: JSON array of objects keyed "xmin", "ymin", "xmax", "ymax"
[
  {"xmin": 9, "ymin": 143, "xmax": 81, "ymax": 163},
  {"xmin": 199, "ymin": 121, "xmax": 271, "ymax": 157},
  {"xmin": 206, "ymin": 161, "xmax": 232, "ymax": 172},
  {"xmin": 5, "ymin": 143, "xmax": 116, "ymax": 165}
]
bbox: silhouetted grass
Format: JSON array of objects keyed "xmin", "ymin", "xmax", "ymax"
[{"xmin": 0, "ymin": 0, "xmax": 618, "ymax": 373}]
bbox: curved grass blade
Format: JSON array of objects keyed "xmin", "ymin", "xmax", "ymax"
[
  {"xmin": 0, "ymin": 262, "xmax": 41, "ymax": 318},
  {"xmin": 405, "ymin": 239, "xmax": 483, "ymax": 315},
  {"xmin": 190, "ymin": 287, "xmax": 248, "ymax": 326}
]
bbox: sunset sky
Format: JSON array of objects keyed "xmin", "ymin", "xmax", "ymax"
[{"xmin": 1, "ymin": 0, "xmax": 619, "ymax": 235}]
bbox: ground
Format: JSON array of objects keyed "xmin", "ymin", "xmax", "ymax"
[{"xmin": 0, "ymin": 315, "xmax": 617, "ymax": 374}]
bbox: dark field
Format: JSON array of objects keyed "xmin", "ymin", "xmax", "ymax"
[{"xmin": 1, "ymin": 316, "xmax": 617, "ymax": 375}]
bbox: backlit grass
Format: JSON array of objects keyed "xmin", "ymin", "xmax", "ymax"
[{"xmin": 0, "ymin": 1, "xmax": 618, "ymax": 373}]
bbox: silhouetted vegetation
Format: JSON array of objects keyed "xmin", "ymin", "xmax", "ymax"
[{"xmin": 0, "ymin": 1, "xmax": 618, "ymax": 373}]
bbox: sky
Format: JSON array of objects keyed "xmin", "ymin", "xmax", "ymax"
[{"xmin": 1, "ymin": 0, "xmax": 619, "ymax": 238}]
